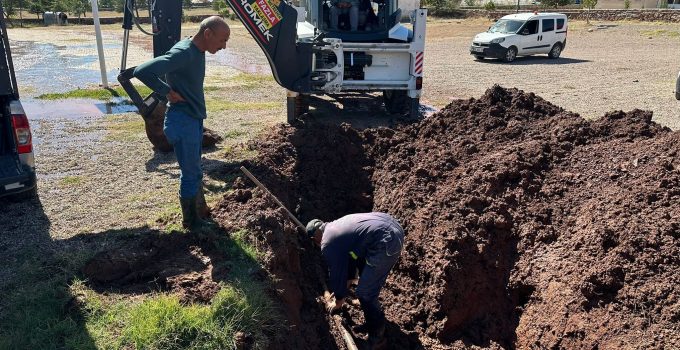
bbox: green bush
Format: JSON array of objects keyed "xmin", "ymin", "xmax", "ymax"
[
  {"xmin": 464, "ymin": 0, "xmax": 476, "ymax": 6},
  {"xmin": 624, "ymin": 0, "xmax": 631, "ymax": 9},
  {"xmin": 484, "ymin": 0, "xmax": 496, "ymax": 11}
]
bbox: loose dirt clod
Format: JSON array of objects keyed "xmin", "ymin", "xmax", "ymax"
[{"xmin": 83, "ymin": 86, "xmax": 679, "ymax": 349}]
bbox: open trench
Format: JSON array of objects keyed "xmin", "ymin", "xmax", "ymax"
[{"xmin": 82, "ymin": 86, "xmax": 680, "ymax": 349}]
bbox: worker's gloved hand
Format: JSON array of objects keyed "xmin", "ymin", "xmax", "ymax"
[{"xmin": 326, "ymin": 296, "xmax": 344, "ymax": 314}]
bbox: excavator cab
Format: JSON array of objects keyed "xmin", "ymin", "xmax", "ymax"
[{"xmin": 300, "ymin": 0, "xmax": 402, "ymax": 40}]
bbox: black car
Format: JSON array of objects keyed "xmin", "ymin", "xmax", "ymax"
[{"xmin": 1, "ymin": 5, "xmax": 36, "ymax": 200}]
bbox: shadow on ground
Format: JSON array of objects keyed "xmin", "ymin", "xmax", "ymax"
[{"xmin": 0, "ymin": 193, "xmax": 285, "ymax": 349}]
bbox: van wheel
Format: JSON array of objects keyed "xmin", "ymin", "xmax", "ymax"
[
  {"xmin": 548, "ymin": 43, "xmax": 562, "ymax": 59},
  {"xmin": 474, "ymin": 55, "xmax": 484, "ymax": 60},
  {"xmin": 503, "ymin": 47, "xmax": 517, "ymax": 63}
]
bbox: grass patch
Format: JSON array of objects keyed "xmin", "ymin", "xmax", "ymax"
[
  {"xmin": 641, "ymin": 29, "xmax": 680, "ymax": 38},
  {"xmin": 105, "ymin": 116, "xmax": 146, "ymax": 142},
  {"xmin": 1, "ymin": 229, "xmax": 283, "ymax": 350},
  {"xmin": 60, "ymin": 175, "xmax": 85, "ymax": 187},
  {"xmin": 36, "ymin": 86, "xmax": 153, "ymax": 101},
  {"xmin": 206, "ymin": 100, "xmax": 280, "ymax": 112},
  {"xmin": 0, "ymin": 250, "xmax": 97, "ymax": 350},
  {"xmin": 224, "ymin": 130, "xmax": 248, "ymax": 139},
  {"xmin": 154, "ymin": 202, "xmax": 184, "ymax": 232},
  {"xmin": 80, "ymin": 231, "xmax": 278, "ymax": 349},
  {"xmin": 227, "ymin": 73, "xmax": 275, "ymax": 88}
]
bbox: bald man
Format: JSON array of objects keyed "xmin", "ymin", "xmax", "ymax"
[{"xmin": 134, "ymin": 16, "xmax": 230, "ymax": 231}]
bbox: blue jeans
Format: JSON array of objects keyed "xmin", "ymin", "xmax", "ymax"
[
  {"xmin": 356, "ymin": 222, "xmax": 404, "ymax": 334},
  {"xmin": 163, "ymin": 108, "xmax": 203, "ymax": 198}
]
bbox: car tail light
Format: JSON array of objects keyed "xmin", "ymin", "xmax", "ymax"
[
  {"xmin": 11, "ymin": 113, "xmax": 33, "ymax": 154},
  {"xmin": 416, "ymin": 76, "xmax": 423, "ymax": 90}
]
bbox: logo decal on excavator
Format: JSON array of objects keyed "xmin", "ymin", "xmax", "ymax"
[
  {"xmin": 238, "ymin": 0, "xmax": 277, "ymax": 42},
  {"xmin": 255, "ymin": 0, "xmax": 282, "ymax": 29}
]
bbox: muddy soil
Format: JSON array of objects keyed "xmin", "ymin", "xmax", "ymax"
[{"xmin": 82, "ymin": 86, "xmax": 679, "ymax": 349}]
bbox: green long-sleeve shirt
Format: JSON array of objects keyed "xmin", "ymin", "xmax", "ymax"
[{"xmin": 133, "ymin": 39, "xmax": 206, "ymax": 120}]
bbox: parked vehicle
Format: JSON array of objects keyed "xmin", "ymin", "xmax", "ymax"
[
  {"xmin": 1, "ymin": 4, "xmax": 37, "ymax": 200},
  {"xmin": 470, "ymin": 12, "xmax": 567, "ymax": 63}
]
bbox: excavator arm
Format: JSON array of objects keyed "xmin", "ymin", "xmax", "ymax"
[{"xmin": 224, "ymin": 0, "xmax": 312, "ymax": 92}]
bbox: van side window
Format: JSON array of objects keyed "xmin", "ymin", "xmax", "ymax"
[
  {"xmin": 556, "ymin": 18, "xmax": 565, "ymax": 30},
  {"xmin": 542, "ymin": 19, "xmax": 555, "ymax": 32},
  {"xmin": 525, "ymin": 20, "xmax": 539, "ymax": 35}
]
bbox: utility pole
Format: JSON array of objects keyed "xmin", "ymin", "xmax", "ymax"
[{"xmin": 91, "ymin": 0, "xmax": 108, "ymax": 88}]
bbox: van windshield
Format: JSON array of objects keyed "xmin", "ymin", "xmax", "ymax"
[{"xmin": 488, "ymin": 19, "xmax": 525, "ymax": 34}]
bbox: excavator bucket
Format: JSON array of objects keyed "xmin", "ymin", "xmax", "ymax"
[{"xmin": 224, "ymin": 0, "xmax": 313, "ymax": 93}]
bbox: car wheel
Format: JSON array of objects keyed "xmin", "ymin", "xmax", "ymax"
[
  {"xmin": 548, "ymin": 43, "xmax": 562, "ymax": 59},
  {"xmin": 474, "ymin": 55, "xmax": 485, "ymax": 60},
  {"xmin": 503, "ymin": 47, "xmax": 517, "ymax": 63}
]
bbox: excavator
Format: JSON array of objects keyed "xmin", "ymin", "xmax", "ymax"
[{"xmin": 117, "ymin": 0, "xmax": 427, "ymax": 150}]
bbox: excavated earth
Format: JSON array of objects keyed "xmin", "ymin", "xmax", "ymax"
[{"xmin": 83, "ymin": 86, "xmax": 679, "ymax": 349}]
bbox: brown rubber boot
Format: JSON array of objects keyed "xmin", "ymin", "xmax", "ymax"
[{"xmin": 196, "ymin": 184, "xmax": 211, "ymax": 219}]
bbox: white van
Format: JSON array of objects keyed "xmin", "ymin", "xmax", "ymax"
[{"xmin": 470, "ymin": 12, "xmax": 568, "ymax": 62}]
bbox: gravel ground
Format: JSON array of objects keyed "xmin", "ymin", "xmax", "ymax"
[
  {"xmin": 425, "ymin": 18, "xmax": 680, "ymax": 129},
  {"xmin": 1, "ymin": 18, "xmax": 679, "ymax": 289}
]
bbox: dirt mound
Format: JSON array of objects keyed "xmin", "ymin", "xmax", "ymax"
[
  {"xmin": 81, "ymin": 86, "xmax": 678, "ymax": 349},
  {"xmin": 210, "ymin": 86, "xmax": 679, "ymax": 349}
]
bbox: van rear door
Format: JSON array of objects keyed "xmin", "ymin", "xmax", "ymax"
[{"xmin": 555, "ymin": 17, "xmax": 567, "ymax": 46}]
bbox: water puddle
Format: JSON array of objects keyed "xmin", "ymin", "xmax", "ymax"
[
  {"xmin": 11, "ymin": 40, "xmax": 121, "ymax": 97},
  {"xmin": 22, "ymin": 98, "xmax": 137, "ymax": 121}
]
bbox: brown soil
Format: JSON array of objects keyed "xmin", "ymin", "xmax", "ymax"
[
  {"xmin": 81, "ymin": 86, "xmax": 679, "ymax": 349},
  {"xmin": 82, "ymin": 232, "xmax": 226, "ymax": 304}
]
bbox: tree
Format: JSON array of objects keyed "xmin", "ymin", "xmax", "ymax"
[
  {"xmin": 540, "ymin": 0, "xmax": 572, "ymax": 8},
  {"xmin": 53, "ymin": 0, "xmax": 68, "ymax": 12},
  {"xmin": 212, "ymin": 0, "xmax": 231, "ymax": 17},
  {"xmin": 64, "ymin": 0, "xmax": 89, "ymax": 22},
  {"xmin": 99, "ymin": 0, "xmax": 114, "ymax": 9},
  {"xmin": 582, "ymin": 0, "xmax": 597, "ymax": 23},
  {"xmin": 113, "ymin": 0, "xmax": 124, "ymax": 12},
  {"xmin": 28, "ymin": 0, "xmax": 45, "ymax": 18}
]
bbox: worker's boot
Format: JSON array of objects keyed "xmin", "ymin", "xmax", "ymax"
[
  {"xmin": 367, "ymin": 320, "xmax": 386, "ymax": 349},
  {"xmin": 196, "ymin": 184, "xmax": 211, "ymax": 219},
  {"xmin": 180, "ymin": 196, "xmax": 217, "ymax": 234}
]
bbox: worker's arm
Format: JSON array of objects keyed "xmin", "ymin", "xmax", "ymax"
[
  {"xmin": 321, "ymin": 246, "xmax": 349, "ymax": 300},
  {"xmin": 133, "ymin": 48, "xmax": 191, "ymax": 98}
]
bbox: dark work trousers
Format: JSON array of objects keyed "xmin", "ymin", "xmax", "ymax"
[
  {"xmin": 163, "ymin": 108, "xmax": 203, "ymax": 199},
  {"xmin": 356, "ymin": 223, "xmax": 404, "ymax": 336}
]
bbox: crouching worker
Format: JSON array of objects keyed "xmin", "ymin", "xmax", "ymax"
[{"xmin": 306, "ymin": 212, "xmax": 405, "ymax": 347}]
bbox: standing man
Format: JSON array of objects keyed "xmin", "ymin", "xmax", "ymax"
[
  {"xmin": 133, "ymin": 16, "xmax": 230, "ymax": 231},
  {"xmin": 307, "ymin": 212, "xmax": 405, "ymax": 347},
  {"xmin": 329, "ymin": 0, "xmax": 359, "ymax": 31}
]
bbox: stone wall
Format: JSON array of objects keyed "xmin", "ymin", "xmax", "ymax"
[{"xmin": 438, "ymin": 9, "xmax": 680, "ymax": 22}]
